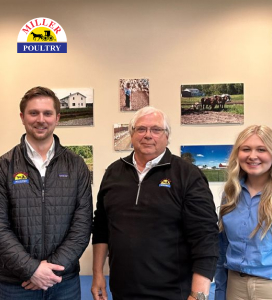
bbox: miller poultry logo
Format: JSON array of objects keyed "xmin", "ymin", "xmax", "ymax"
[
  {"xmin": 159, "ymin": 179, "xmax": 171, "ymax": 188},
  {"xmin": 17, "ymin": 17, "xmax": 67, "ymax": 53},
  {"xmin": 13, "ymin": 172, "xmax": 29, "ymax": 184}
]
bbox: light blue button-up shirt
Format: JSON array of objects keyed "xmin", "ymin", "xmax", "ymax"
[{"xmin": 214, "ymin": 178, "xmax": 272, "ymax": 300}]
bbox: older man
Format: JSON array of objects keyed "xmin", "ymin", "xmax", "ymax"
[{"xmin": 92, "ymin": 107, "xmax": 218, "ymax": 300}]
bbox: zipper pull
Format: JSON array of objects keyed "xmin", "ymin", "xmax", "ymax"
[{"xmin": 42, "ymin": 189, "xmax": 45, "ymax": 202}]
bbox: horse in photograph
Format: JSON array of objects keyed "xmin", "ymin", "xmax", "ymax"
[
  {"xmin": 216, "ymin": 95, "xmax": 230, "ymax": 110},
  {"xmin": 201, "ymin": 97, "xmax": 218, "ymax": 110}
]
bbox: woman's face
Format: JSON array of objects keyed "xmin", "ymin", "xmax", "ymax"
[{"xmin": 238, "ymin": 134, "xmax": 272, "ymax": 180}]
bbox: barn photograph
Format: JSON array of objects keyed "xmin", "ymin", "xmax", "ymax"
[
  {"xmin": 181, "ymin": 83, "xmax": 244, "ymax": 125},
  {"xmin": 54, "ymin": 87, "xmax": 94, "ymax": 126},
  {"xmin": 181, "ymin": 144, "xmax": 233, "ymax": 182}
]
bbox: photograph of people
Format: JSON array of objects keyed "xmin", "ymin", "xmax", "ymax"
[{"xmin": 120, "ymin": 79, "xmax": 149, "ymax": 112}]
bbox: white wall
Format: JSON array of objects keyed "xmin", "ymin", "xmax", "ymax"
[{"xmin": 1, "ymin": 0, "xmax": 272, "ymax": 275}]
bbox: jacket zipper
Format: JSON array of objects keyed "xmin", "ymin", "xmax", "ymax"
[
  {"xmin": 41, "ymin": 183, "xmax": 45, "ymax": 258},
  {"xmin": 135, "ymin": 181, "xmax": 141, "ymax": 205},
  {"xmin": 121, "ymin": 158, "xmax": 170, "ymax": 206},
  {"xmin": 23, "ymin": 141, "xmax": 66, "ymax": 259}
]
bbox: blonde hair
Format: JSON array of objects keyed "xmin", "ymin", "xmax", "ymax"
[{"xmin": 219, "ymin": 125, "xmax": 272, "ymax": 239}]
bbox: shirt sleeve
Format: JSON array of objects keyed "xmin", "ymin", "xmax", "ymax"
[{"xmin": 214, "ymin": 230, "xmax": 229, "ymax": 300}]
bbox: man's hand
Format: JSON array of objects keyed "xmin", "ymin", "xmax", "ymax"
[
  {"xmin": 21, "ymin": 280, "xmax": 41, "ymax": 290},
  {"xmin": 91, "ymin": 273, "xmax": 108, "ymax": 300},
  {"xmin": 22, "ymin": 260, "xmax": 65, "ymax": 290}
]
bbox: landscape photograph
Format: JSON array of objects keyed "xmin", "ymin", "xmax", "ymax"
[
  {"xmin": 181, "ymin": 83, "xmax": 244, "ymax": 125},
  {"xmin": 66, "ymin": 145, "xmax": 93, "ymax": 183},
  {"xmin": 181, "ymin": 144, "xmax": 233, "ymax": 182}
]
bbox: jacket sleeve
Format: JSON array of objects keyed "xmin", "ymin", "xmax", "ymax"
[
  {"xmin": 47, "ymin": 157, "xmax": 93, "ymax": 273},
  {"xmin": 182, "ymin": 165, "xmax": 219, "ymax": 281},
  {"xmin": 214, "ymin": 231, "xmax": 229, "ymax": 300},
  {"xmin": 0, "ymin": 158, "xmax": 40, "ymax": 281}
]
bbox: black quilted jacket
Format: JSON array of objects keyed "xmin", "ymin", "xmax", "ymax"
[{"xmin": 0, "ymin": 134, "xmax": 93, "ymax": 283}]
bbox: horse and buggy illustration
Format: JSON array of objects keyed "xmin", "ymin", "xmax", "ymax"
[{"xmin": 30, "ymin": 30, "xmax": 55, "ymax": 41}]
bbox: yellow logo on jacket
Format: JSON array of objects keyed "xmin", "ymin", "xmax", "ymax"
[
  {"xmin": 159, "ymin": 179, "xmax": 171, "ymax": 188},
  {"xmin": 13, "ymin": 172, "xmax": 29, "ymax": 184}
]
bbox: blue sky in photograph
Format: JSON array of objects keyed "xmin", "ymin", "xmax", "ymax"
[{"xmin": 181, "ymin": 145, "xmax": 233, "ymax": 168}]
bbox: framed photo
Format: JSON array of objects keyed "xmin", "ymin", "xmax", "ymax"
[
  {"xmin": 120, "ymin": 79, "xmax": 149, "ymax": 112},
  {"xmin": 66, "ymin": 145, "xmax": 93, "ymax": 183},
  {"xmin": 181, "ymin": 83, "xmax": 244, "ymax": 125},
  {"xmin": 114, "ymin": 124, "xmax": 133, "ymax": 151},
  {"xmin": 53, "ymin": 88, "xmax": 94, "ymax": 126},
  {"xmin": 181, "ymin": 144, "xmax": 233, "ymax": 182}
]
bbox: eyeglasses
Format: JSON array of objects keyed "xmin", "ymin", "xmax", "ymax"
[{"xmin": 133, "ymin": 126, "xmax": 167, "ymax": 136}]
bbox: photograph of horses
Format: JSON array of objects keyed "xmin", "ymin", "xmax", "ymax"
[
  {"xmin": 114, "ymin": 124, "xmax": 133, "ymax": 151},
  {"xmin": 181, "ymin": 83, "xmax": 244, "ymax": 125},
  {"xmin": 120, "ymin": 78, "xmax": 149, "ymax": 112},
  {"xmin": 181, "ymin": 144, "xmax": 233, "ymax": 182},
  {"xmin": 54, "ymin": 87, "xmax": 94, "ymax": 126},
  {"xmin": 65, "ymin": 145, "xmax": 93, "ymax": 183}
]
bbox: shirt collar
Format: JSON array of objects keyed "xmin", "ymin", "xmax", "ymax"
[
  {"xmin": 25, "ymin": 136, "xmax": 55, "ymax": 160},
  {"xmin": 240, "ymin": 177, "xmax": 246, "ymax": 187},
  {"xmin": 133, "ymin": 150, "xmax": 166, "ymax": 169},
  {"xmin": 240, "ymin": 176, "xmax": 262, "ymax": 196}
]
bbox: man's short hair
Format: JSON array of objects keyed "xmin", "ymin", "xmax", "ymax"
[
  {"xmin": 20, "ymin": 86, "xmax": 60, "ymax": 114},
  {"xmin": 128, "ymin": 106, "xmax": 171, "ymax": 141}
]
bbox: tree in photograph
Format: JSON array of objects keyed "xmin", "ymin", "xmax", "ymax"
[{"xmin": 181, "ymin": 152, "xmax": 195, "ymax": 164}]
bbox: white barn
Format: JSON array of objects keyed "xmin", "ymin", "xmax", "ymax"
[{"xmin": 59, "ymin": 92, "xmax": 86, "ymax": 109}]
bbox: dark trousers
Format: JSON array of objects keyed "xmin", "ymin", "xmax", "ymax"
[
  {"xmin": 125, "ymin": 95, "xmax": 130, "ymax": 107},
  {"xmin": 0, "ymin": 274, "xmax": 81, "ymax": 300}
]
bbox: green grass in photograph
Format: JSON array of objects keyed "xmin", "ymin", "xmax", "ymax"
[
  {"xmin": 66, "ymin": 146, "xmax": 93, "ymax": 170},
  {"xmin": 230, "ymin": 94, "xmax": 244, "ymax": 101},
  {"xmin": 227, "ymin": 105, "xmax": 244, "ymax": 114},
  {"xmin": 201, "ymin": 169, "xmax": 228, "ymax": 182},
  {"xmin": 181, "ymin": 94, "xmax": 244, "ymax": 114},
  {"xmin": 66, "ymin": 146, "xmax": 93, "ymax": 182},
  {"xmin": 181, "ymin": 96, "xmax": 202, "ymax": 105},
  {"xmin": 181, "ymin": 94, "xmax": 244, "ymax": 105}
]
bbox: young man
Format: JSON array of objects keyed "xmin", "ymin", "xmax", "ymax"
[
  {"xmin": 92, "ymin": 106, "xmax": 218, "ymax": 300},
  {"xmin": 0, "ymin": 86, "xmax": 93, "ymax": 300}
]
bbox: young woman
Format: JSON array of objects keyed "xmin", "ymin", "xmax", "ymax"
[{"xmin": 215, "ymin": 125, "xmax": 272, "ymax": 300}]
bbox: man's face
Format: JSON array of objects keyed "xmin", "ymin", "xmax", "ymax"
[
  {"xmin": 20, "ymin": 96, "xmax": 60, "ymax": 145},
  {"xmin": 131, "ymin": 112, "xmax": 168, "ymax": 161}
]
